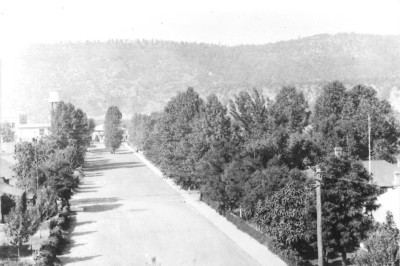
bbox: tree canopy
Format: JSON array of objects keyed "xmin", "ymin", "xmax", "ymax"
[
  {"xmin": 128, "ymin": 84, "xmax": 399, "ymax": 265},
  {"xmin": 104, "ymin": 106, "xmax": 123, "ymax": 153}
]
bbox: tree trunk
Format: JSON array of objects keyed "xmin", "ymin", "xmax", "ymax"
[
  {"xmin": 17, "ymin": 243, "xmax": 20, "ymax": 261},
  {"xmin": 341, "ymin": 250, "xmax": 347, "ymax": 266}
]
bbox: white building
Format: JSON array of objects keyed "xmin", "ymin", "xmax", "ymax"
[
  {"xmin": 15, "ymin": 123, "xmax": 50, "ymax": 142},
  {"xmin": 362, "ymin": 159, "xmax": 400, "ymax": 227},
  {"xmin": 92, "ymin": 124, "xmax": 128, "ymax": 143}
]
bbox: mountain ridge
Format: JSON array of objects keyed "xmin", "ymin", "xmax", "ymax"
[{"xmin": 8, "ymin": 33, "xmax": 400, "ymax": 121}]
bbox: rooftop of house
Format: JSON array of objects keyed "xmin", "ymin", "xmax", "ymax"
[{"xmin": 362, "ymin": 160, "xmax": 400, "ymax": 187}]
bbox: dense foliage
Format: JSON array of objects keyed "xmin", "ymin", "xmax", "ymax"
[
  {"xmin": 130, "ymin": 83, "xmax": 399, "ymax": 265},
  {"xmin": 313, "ymin": 82, "xmax": 400, "ymax": 162},
  {"xmin": 6, "ymin": 101, "xmax": 93, "ymax": 263},
  {"xmin": 104, "ymin": 106, "xmax": 123, "ymax": 153},
  {"xmin": 320, "ymin": 154, "xmax": 381, "ymax": 264},
  {"xmin": 353, "ymin": 212, "xmax": 400, "ymax": 266},
  {"xmin": 0, "ymin": 122, "xmax": 15, "ymax": 142}
]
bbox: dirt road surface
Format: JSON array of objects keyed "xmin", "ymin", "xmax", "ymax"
[{"xmin": 59, "ymin": 144, "xmax": 284, "ymax": 266}]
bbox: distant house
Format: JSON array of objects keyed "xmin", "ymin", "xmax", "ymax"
[
  {"xmin": 92, "ymin": 124, "xmax": 128, "ymax": 143},
  {"xmin": 15, "ymin": 123, "xmax": 50, "ymax": 142},
  {"xmin": 1, "ymin": 114, "xmax": 50, "ymax": 143},
  {"xmin": 362, "ymin": 159, "xmax": 400, "ymax": 227}
]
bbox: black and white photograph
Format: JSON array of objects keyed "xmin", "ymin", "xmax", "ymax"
[{"xmin": 0, "ymin": 0, "xmax": 400, "ymax": 265}]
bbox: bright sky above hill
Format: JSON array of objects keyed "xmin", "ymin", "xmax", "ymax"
[
  {"xmin": 0, "ymin": 0, "xmax": 399, "ymax": 116},
  {"xmin": 0, "ymin": 0, "xmax": 399, "ymax": 52}
]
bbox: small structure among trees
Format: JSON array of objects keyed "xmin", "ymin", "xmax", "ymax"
[{"xmin": 104, "ymin": 106, "xmax": 123, "ymax": 154}]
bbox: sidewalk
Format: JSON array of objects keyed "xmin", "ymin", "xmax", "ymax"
[{"xmin": 124, "ymin": 144, "xmax": 287, "ymax": 266}]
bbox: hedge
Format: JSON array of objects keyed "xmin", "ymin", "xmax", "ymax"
[{"xmin": 201, "ymin": 196, "xmax": 310, "ymax": 266}]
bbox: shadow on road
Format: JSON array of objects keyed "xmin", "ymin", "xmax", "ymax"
[
  {"xmin": 74, "ymin": 221, "xmax": 97, "ymax": 227},
  {"xmin": 85, "ymin": 161, "xmax": 144, "ymax": 172},
  {"xmin": 115, "ymin": 151, "xmax": 133, "ymax": 155},
  {"xmin": 62, "ymin": 213, "xmax": 97, "ymax": 257},
  {"xmin": 61, "ymin": 255, "xmax": 102, "ymax": 264},
  {"xmin": 84, "ymin": 172, "xmax": 103, "ymax": 177},
  {"xmin": 84, "ymin": 159, "xmax": 110, "ymax": 168},
  {"xmin": 81, "ymin": 203, "xmax": 122, "ymax": 212},
  {"xmin": 74, "ymin": 186, "xmax": 102, "ymax": 194},
  {"xmin": 71, "ymin": 197, "xmax": 120, "ymax": 205},
  {"xmin": 71, "ymin": 231, "xmax": 97, "ymax": 237}
]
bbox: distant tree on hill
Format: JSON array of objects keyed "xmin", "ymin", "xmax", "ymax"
[
  {"xmin": 0, "ymin": 122, "xmax": 15, "ymax": 142},
  {"xmin": 104, "ymin": 106, "xmax": 123, "ymax": 153}
]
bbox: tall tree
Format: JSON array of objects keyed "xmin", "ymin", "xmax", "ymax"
[
  {"xmin": 5, "ymin": 204, "xmax": 34, "ymax": 259},
  {"xmin": 312, "ymin": 81, "xmax": 347, "ymax": 152},
  {"xmin": 50, "ymin": 102, "xmax": 76, "ymax": 149},
  {"xmin": 0, "ymin": 122, "xmax": 15, "ymax": 142},
  {"xmin": 229, "ymin": 89, "xmax": 273, "ymax": 164},
  {"xmin": 129, "ymin": 113, "xmax": 151, "ymax": 149},
  {"xmin": 13, "ymin": 140, "xmax": 50, "ymax": 190},
  {"xmin": 320, "ymin": 154, "xmax": 380, "ymax": 265},
  {"xmin": 341, "ymin": 85, "xmax": 400, "ymax": 162},
  {"xmin": 104, "ymin": 106, "xmax": 123, "ymax": 153},
  {"xmin": 152, "ymin": 88, "xmax": 204, "ymax": 188},
  {"xmin": 270, "ymin": 86, "xmax": 310, "ymax": 133}
]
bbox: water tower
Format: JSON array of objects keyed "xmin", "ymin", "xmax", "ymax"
[{"xmin": 48, "ymin": 91, "xmax": 61, "ymax": 110}]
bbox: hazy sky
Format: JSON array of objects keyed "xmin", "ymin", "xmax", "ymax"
[
  {"xmin": 1, "ymin": 0, "xmax": 399, "ymax": 116},
  {"xmin": 0, "ymin": 0, "xmax": 399, "ymax": 53}
]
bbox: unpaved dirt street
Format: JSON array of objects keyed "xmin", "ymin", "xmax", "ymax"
[{"xmin": 59, "ymin": 145, "xmax": 262, "ymax": 266}]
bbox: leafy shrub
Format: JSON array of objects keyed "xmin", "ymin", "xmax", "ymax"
[
  {"xmin": 353, "ymin": 212, "xmax": 400, "ymax": 266},
  {"xmin": 225, "ymin": 212, "xmax": 308, "ymax": 266},
  {"xmin": 49, "ymin": 219, "xmax": 58, "ymax": 230},
  {"xmin": 57, "ymin": 210, "xmax": 70, "ymax": 230},
  {"xmin": 36, "ymin": 248, "xmax": 60, "ymax": 266}
]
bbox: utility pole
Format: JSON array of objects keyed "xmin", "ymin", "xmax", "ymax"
[
  {"xmin": 368, "ymin": 114, "xmax": 371, "ymax": 176},
  {"xmin": 33, "ymin": 138, "xmax": 39, "ymax": 190},
  {"xmin": 315, "ymin": 165, "xmax": 324, "ymax": 266}
]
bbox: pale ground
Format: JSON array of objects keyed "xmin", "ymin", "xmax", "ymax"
[{"xmin": 58, "ymin": 144, "xmax": 286, "ymax": 266}]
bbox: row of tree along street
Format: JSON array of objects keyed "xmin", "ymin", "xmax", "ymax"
[
  {"xmin": 129, "ymin": 82, "xmax": 400, "ymax": 266},
  {"xmin": 3, "ymin": 101, "xmax": 95, "ymax": 265}
]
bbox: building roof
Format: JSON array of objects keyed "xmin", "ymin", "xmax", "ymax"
[{"xmin": 362, "ymin": 160, "xmax": 400, "ymax": 187}]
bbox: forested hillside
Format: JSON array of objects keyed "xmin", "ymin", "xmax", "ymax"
[{"xmin": 11, "ymin": 33, "xmax": 400, "ymax": 121}]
